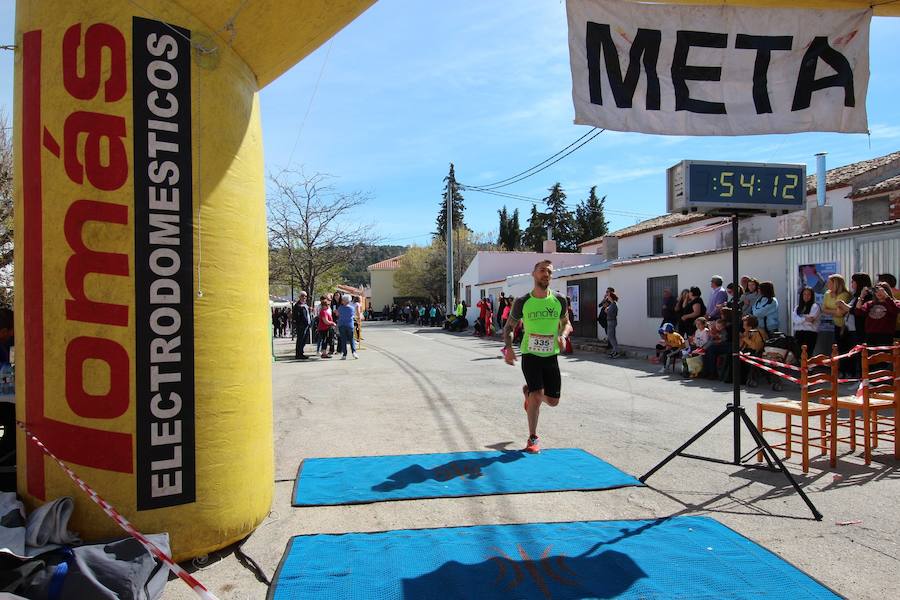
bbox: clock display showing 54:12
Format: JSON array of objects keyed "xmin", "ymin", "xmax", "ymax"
[{"xmin": 711, "ymin": 169, "xmax": 799, "ymax": 200}]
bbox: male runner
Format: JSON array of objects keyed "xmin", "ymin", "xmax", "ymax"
[{"xmin": 502, "ymin": 260, "xmax": 570, "ymax": 453}]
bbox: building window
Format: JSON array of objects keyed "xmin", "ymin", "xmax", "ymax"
[
  {"xmin": 653, "ymin": 234, "xmax": 664, "ymax": 255},
  {"xmin": 647, "ymin": 275, "xmax": 678, "ymax": 318}
]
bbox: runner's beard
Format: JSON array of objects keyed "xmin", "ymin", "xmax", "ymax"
[{"xmin": 536, "ymin": 278, "xmax": 550, "ymax": 290}]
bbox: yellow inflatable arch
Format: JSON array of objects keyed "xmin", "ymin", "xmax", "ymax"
[{"xmin": 10, "ymin": 0, "xmax": 896, "ymax": 560}]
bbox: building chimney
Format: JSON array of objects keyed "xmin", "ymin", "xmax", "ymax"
[
  {"xmin": 542, "ymin": 239, "xmax": 557, "ymax": 253},
  {"xmin": 815, "ymin": 152, "xmax": 827, "ymax": 207}
]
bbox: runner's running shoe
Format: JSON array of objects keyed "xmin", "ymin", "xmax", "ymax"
[{"xmin": 524, "ymin": 436, "xmax": 541, "ymax": 454}]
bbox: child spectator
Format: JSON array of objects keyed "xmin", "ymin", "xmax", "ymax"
[
  {"xmin": 657, "ymin": 323, "xmax": 686, "ymax": 373},
  {"xmin": 740, "ymin": 315, "xmax": 768, "ymax": 354},
  {"xmin": 691, "ymin": 316, "xmax": 710, "ymax": 354}
]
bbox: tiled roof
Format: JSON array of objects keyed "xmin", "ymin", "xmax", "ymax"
[
  {"xmin": 336, "ymin": 284, "xmax": 364, "ymax": 295},
  {"xmin": 367, "ymin": 254, "xmax": 405, "ymax": 270},
  {"xmin": 610, "ymin": 213, "xmax": 710, "ymax": 240},
  {"xmin": 806, "ymin": 151, "xmax": 900, "ymax": 194},
  {"xmin": 578, "ymin": 213, "xmax": 712, "ymax": 246},
  {"xmin": 849, "ymin": 174, "xmax": 900, "ymax": 198},
  {"xmin": 672, "ymin": 218, "xmax": 731, "ymax": 237}
]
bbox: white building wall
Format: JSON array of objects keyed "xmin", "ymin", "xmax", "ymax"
[{"xmin": 609, "ymin": 243, "xmax": 789, "ymax": 349}]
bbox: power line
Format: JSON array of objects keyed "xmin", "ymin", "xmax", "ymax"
[
  {"xmin": 461, "ymin": 185, "xmax": 654, "ymax": 219},
  {"xmin": 467, "ymin": 128, "xmax": 598, "ymax": 189},
  {"xmin": 287, "ymin": 38, "xmax": 335, "ymax": 166},
  {"xmin": 462, "ymin": 128, "xmax": 605, "ymax": 191}
]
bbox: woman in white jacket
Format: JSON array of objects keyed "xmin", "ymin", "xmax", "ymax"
[{"xmin": 791, "ymin": 287, "xmax": 820, "ymax": 355}]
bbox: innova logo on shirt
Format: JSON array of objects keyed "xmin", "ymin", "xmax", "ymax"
[{"xmin": 528, "ymin": 307, "xmax": 558, "ymax": 320}]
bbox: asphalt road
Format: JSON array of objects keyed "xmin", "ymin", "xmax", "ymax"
[{"xmin": 165, "ymin": 320, "xmax": 900, "ymax": 599}]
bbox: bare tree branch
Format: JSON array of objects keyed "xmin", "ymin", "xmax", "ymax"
[{"xmin": 267, "ymin": 169, "xmax": 379, "ymax": 298}]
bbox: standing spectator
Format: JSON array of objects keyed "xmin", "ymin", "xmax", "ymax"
[
  {"xmin": 495, "ymin": 292, "xmax": 506, "ymax": 331},
  {"xmin": 317, "ymin": 297, "xmax": 335, "ymax": 358},
  {"xmin": 791, "ymin": 286, "xmax": 821, "ymax": 354},
  {"xmin": 292, "ymin": 292, "xmax": 311, "ymax": 360},
  {"xmin": 680, "ymin": 287, "xmax": 706, "ymax": 337},
  {"xmin": 742, "ymin": 278, "xmax": 760, "ymax": 316},
  {"xmin": 837, "ymin": 273, "xmax": 872, "ymax": 375},
  {"xmin": 429, "ymin": 304, "xmax": 437, "ymax": 326},
  {"xmin": 876, "ymin": 273, "xmax": 900, "ymax": 339},
  {"xmin": 822, "ymin": 274, "xmax": 852, "ymax": 376},
  {"xmin": 706, "ymin": 276, "xmax": 728, "ymax": 320},
  {"xmin": 605, "ymin": 290, "xmax": 620, "ymax": 358},
  {"xmin": 272, "ymin": 309, "xmax": 280, "ymax": 338},
  {"xmin": 501, "ymin": 297, "xmax": 512, "ymax": 330},
  {"xmin": 673, "ymin": 289, "xmax": 691, "ymax": 336},
  {"xmin": 337, "ymin": 294, "xmax": 358, "ymax": 359},
  {"xmin": 751, "ymin": 281, "xmax": 779, "ymax": 336},
  {"xmin": 660, "ymin": 288, "xmax": 676, "ymax": 327},
  {"xmin": 855, "ymin": 282, "xmax": 900, "ymax": 348}
]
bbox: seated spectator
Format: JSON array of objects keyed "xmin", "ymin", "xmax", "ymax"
[
  {"xmin": 701, "ymin": 318, "xmax": 731, "ymax": 379},
  {"xmin": 740, "ymin": 315, "xmax": 768, "ymax": 354},
  {"xmin": 751, "ymin": 281, "xmax": 780, "ymax": 336},
  {"xmin": 690, "ymin": 316, "xmax": 710, "ymax": 355},
  {"xmin": 656, "ymin": 323, "xmax": 686, "ymax": 373},
  {"xmin": 742, "ymin": 278, "xmax": 760, "ymax": 316}
]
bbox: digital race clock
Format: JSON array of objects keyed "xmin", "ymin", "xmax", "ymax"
[{"xmin": 667, "ymin": 160, "xmax": 807, "ymax": 215}]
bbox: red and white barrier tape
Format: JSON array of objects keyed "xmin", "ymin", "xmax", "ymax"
[
  {"xmin": 826, "ymin": 343, "xmax": 900, "ymax": 364},
  {"xmin": 739, "ymin": 355, "xmax": 802, "ymax": 384},
  {"xmin": 16, "ymin": 421, "xmax": 220, "ymax": 600},
  {"xmin": 736, "ymin": 353, "xmax": 801, "ymax": 371}
]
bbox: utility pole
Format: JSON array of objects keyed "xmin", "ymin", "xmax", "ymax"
[{"xmin": 446, "ymin": 167, "xmax": 455, "ymax": 316}]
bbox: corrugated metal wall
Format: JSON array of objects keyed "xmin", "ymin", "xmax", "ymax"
[
  {"xmin": 787, "ymin": 231, "xmax": 900, "ymax": 308},
  {"xmin": 857, "ymin": 235, "xmax": 900, "ymax": 281}
]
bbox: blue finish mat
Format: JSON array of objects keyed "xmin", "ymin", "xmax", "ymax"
[
  {"xmin": 292, "ymin": 448, "xmax": 641, "ymax": 506},
  {"xmin": 269, "ymin": 516, "xmax": 841, "ymax": 599}
]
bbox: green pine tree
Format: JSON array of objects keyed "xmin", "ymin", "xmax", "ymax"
[
  {"xmin": 508, "ymin": 208, "xmax": 522, "ymax": 250},
  {"xmin": 435, "ymin": 163, "xmax": 467, "ymax": 240},
  {"xmin": 574, "ymin": 186, "xmax": 609, "ymax": 245},
  {"xmin": 542, "ymin": 183, "xmax": 577, "ymax": 251},
  {"xmin": 497, "ymin": 206, "xmax": 510, "ymax": 249},
  {"xmin": 521, "ymin": 204, "xmax": 547, "ymax": 251}
]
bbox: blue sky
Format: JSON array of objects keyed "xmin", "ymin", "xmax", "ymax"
[{"xmin": 2, "ymin": 1, "xmax": 899, "ymax": 245}]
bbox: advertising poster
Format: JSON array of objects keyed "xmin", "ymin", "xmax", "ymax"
[
  {"xmin": 567, "ymin": 285, "xmax": 580, "ymax": 322},
  {"xmin": 798, "ymin": 262, "xmax": 838, "ymax": 331}
]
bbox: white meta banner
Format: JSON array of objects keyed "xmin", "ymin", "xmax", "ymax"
[{"xmin": 566, "ymin": 0, "xmax": 871, "ymax": 135}]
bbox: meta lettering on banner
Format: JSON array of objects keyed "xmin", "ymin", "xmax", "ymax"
[
  {"xmin": 133, "ymin": 17, "xmax": 196, "ymax": 509},
  {"xmin": 565, "ymin": 0, "xmax": 871, "ymax": 135}
]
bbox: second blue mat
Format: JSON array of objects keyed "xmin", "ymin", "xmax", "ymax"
[
  {"xmin": 292, "ymin": 448, "xmax": 641, "ymax": 506},
  {"xmin": 270, "ymin": 516, "xmax": 841, "ymax": 599}
]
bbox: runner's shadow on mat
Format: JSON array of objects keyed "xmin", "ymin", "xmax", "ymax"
[
  {"xmin": 372, "ymin": 452, "xmax": 526, "ymax": 492},
  {"xmin": 401, "ymin": 548, "xmax": 646, "ymax": 599}
]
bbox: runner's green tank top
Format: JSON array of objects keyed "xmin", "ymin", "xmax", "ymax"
[{"xmin": 520, "ymin": 293, "xmax": 564, "ymax": 357}]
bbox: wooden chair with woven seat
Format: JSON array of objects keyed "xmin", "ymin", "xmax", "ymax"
[
  {"xmin": 756, "ymin": 345, "xmax": 838, "ymax": 473},
  {"xmin": 835, "ymin": 345, "xmax": 899, "ymax": 465}
]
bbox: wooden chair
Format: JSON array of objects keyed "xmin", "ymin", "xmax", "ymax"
[
  {"xmin": 835, "ymin": 346, "xmax": 899, "ymax": 465},
  {"xmin": 756, "ymin": 345, "xmax": 837, "ymax": 473}
]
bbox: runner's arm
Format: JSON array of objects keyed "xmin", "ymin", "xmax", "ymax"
[
  {"xmin": 502, "ymin": 316, "xmax": 519, "ymax": 353},
  {"xmin": 556, "ymin": 293, "xmax": 571, "ymax": 337},
  {"xmin": 503, "ymin": 296, "xmax": 526, "ymax": 353}
]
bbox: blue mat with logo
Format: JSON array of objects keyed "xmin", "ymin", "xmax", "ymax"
[
  {"xmin": 292, "ymin": 448, "xmax": 641, "ymax": 506},
  {"xmin": 269, "ymin": 516, "xmax": 840, "ymax": 599}
]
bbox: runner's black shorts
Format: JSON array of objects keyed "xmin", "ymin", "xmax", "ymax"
[{"xmin": 521, "ymin": 353, "xmax": 561, "ymax": 398}]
